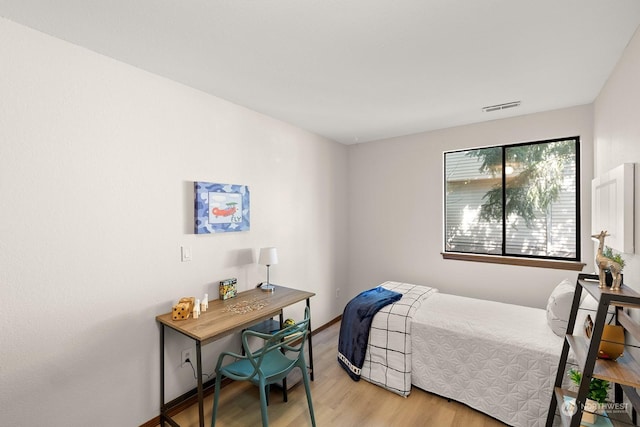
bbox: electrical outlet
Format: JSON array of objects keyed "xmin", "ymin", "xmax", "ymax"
[
  {"xmin": 336, "ymin": 288, "xmax": 340, "ymax": 299},
  {"xmin": 181, "ymin": 348, "xmax": 193, "ymax": 367}
]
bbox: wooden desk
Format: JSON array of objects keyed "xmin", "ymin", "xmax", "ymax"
[{"xmin": 156, "ymin": 285, "xmax": 315, "ymax": 427}]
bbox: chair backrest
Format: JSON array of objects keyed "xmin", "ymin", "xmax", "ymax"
[{"xmin": 241, "ymin": 306, "xmax": 311, "ymax": 375}]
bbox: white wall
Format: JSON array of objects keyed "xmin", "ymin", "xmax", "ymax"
[
  {"xmin": 592, "ymin": 26, "xmax": 640, "ymax": 408},
  {"xmin": 4, "ymin": 10, "xmax": 637, "ymax": 425},
  {"xmin": 347, "ymin": 105, "xmax": 594, "ymax": 309},
  {"xmin": 594, "ymin": 26, "xmax": 640, "ymax": 292},
  {"xmin": 0, "ymin": 18, "xmax": 348, "ymax": 426}
]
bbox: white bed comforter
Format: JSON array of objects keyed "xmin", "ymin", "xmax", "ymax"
[
  {"xmin": 411, "ymin": 293, "xmax": 566, "ymax": 427},
  {"xmin": 359, "ymin": 281, "xmax": 437, "ymax": 397}
]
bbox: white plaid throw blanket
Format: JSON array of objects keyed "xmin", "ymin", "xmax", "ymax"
[{"xmin": 359, "ymin": 281, "xmax": 437, "ymax": 397}]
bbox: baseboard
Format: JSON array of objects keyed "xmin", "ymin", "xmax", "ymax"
[
  {"xmin": 139, "ymin": 376, "xmax": 232, "ymax": 427},
  {"xmin": 315, "ymin": 314, "xmax": 341, "ymax": 333},
  {"xmin": 140, "ymin": 315, "xmax": 342, "ymax": 427}
]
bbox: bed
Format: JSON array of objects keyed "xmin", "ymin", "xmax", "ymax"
[
  {"xmin": 351, "ymin": 280, "xmax": 583, "ymax": 427},
  {"xmin": 410, "ymin": 292, "xmax": 566, "ymax": 427}
]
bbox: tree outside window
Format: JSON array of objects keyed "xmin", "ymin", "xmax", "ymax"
[{"xmin": 444, "ymin": 137, "xmax": 579, "ymax": 260}]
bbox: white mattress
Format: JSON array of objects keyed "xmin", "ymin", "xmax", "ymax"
[{"xmin": 411, "ymin": 293, "xmax": 565, "ymax": 427}]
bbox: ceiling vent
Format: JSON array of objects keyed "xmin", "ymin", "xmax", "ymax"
[{"xmin": 482, "ymin": 101, "xmax": 521, "ymax": 113}]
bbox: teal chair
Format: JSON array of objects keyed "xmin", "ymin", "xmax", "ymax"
[{"xmin": 211, "ymin": 307, "xmax": 316, "ymax": 427}]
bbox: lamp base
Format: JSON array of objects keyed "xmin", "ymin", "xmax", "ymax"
[{"xmin": 260, "ymin": 282, "xmax": 276, "ymax": 292}]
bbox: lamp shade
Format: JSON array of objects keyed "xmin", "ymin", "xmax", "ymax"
[{"xmin": 258, "ymin": 247, "xmax": 278, "ymax": 266}]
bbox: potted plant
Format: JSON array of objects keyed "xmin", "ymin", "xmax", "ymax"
[
  {"xmin": 603, "ymin": 246, "xmax": 625, "ymax": 285},
  {"xmin": 568, "ymin": 368, "xmax": 609, "ymax": 423}
]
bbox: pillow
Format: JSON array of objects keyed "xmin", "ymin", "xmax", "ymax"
[{"xmin": 546, "ymin": 279, "xmax": 576, "ymax": 336}]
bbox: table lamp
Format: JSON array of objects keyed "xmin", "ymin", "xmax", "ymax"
[{"xmin": 258, "ymin": 247, "xmax": 278, "ymax": 292}]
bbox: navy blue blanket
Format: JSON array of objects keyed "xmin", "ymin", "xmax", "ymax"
[{"xmin": 337, "ymin": 286, "xmax": 402, "ymax": 381}]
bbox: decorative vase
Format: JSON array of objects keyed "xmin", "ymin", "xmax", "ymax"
[{"xmin": 598, "ymin": 324, "xmax": 625, "ymax": 360}]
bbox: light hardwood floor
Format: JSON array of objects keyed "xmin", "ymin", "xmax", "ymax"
[{"xmin": 164, "ymin": 321, "xmax": 507, "ymax": 427}]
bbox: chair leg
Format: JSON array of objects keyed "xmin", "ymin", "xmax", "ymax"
[
  {"xmin": 211, "ymin": 372, "xmax": 223, "ymax": 427},
  {"xmin": 299, "ymin": 364, "xmax": 316, "ymax": 427},
  {"xmin": 282, "ymin": 377, "xmax": 288, "ymax": 402},
  {"xmin": 265, "ymin": 385, "xmax": 270, "ymax": 406},
  {"xmin": 258, "ymin": 380, "xmax": 270, "ymax": 427}
]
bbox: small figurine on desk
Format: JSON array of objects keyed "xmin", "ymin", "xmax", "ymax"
[
  {"xmin": 172, "ymin": 297, "xmax": 195, "ymax": 321},
  {"xmin": 193, "ymin": 299, "xmax": 201, "ymax": 319},
  {"xmin": 593, "ymin": 230, "xmax": 624, "ymax": 291},
  {"xmin": 201, "ymin": 294, "xmax": 208, "ymax": 312}
]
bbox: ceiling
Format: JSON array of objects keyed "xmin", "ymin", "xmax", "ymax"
[{"xmin": 1, "ymin": 1, "xmax": 640, "ymax": 144}]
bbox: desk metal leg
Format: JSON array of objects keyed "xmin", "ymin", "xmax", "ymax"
[
  {"xmin": 307, "ymin": 298, "xmax": 314, "ymax": 381},
  {"xmin": 160, "ymin": 324, "xmax": 166, "ymax": 427},
  {"xmin": 279, "ymin": 311, "xmax": 288, "ymax": 401},
  {"xmin": 196, "ymin": 341, "xmax": 204, "ymax": 427},
  {"xmin": 159, "ymin": 324, "xmax": 180, "ymax": 427}
]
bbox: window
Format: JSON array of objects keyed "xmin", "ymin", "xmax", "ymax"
[{"xmin": 444, "ymin": 137, "xmax": 580, "ymax": 261}]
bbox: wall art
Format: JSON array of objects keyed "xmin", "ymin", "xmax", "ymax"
[
  {"xmin": 592, "ymin": 163, "xmax": 634, "ymax": 253},
  {"xmin": 194, "ymin": 181, "xmax": 250, "ymax": 234}
]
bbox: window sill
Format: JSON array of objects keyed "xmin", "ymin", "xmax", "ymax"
[{"xmin": 441, "ymin": 252, "xmax": 586, "ymax": 271}]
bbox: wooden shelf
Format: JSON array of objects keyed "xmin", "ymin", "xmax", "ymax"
[
  {"xmin": 566, "ymin": 335, "xmax": 588, "ymax": 368},
  {"xmin": 621, "ymin": 385, "xmax": 640, "ymax": 416},
  {"xmin": 553, "ymin": 387, "xmax": 570, "ymax": 427},
  {"xmin": 578, "ymin": 279, "xmax": 640, "ymax": 309},
  {"xmin": 547, "ymin": 274, "xmax": 640, "ymax": 427},
  {"xmin": 247, "ymin": 318, "xmax": 281, "ymax": 335},
  {"xmin": 566, "ymin": 334, "xmax": 640, "ymax": 388},
  {"xmin": 554, "ymin": 388, "xmax": 635, "ymax": 427},
  {"xmin": 619, "ymin": 310, "xmax": 640, "ymax": 344},
  {"xmin": 594, "ymin": 353, "xmax": 640, "ymax": 388}
]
